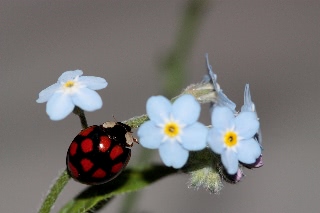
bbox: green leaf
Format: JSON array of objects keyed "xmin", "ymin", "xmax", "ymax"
[{"xmin": 58, "ymin": 165, "xmax": 177, "ymax": 213}]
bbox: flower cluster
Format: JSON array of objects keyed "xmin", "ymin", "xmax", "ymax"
[
  {"xmin": 36, "ymin": 56, "xmax": 263, "ymax": 192},
  {"xmin": 138, "ymin": 56, "xmax": 263, "ymax": 183}
]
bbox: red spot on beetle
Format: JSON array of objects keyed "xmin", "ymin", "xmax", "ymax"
[
  {"xmin": 79, "ymin": 126, "xmax": 95, "ymax": 136},
  {"xmin": 69, "ymin": 141, "xmax": 78, "ymax": 156},
  {"xmin": 81, "ymin": 138, "xmax": 93, "ymax": 153},
  {"xmin": 68, "ymin": 162, "xmax": 79, "ymax": 178},
  {"xmin": 110, "ymin": 145, "xmax": 123, "ymax": 160},
  {"xmin": 99, "ymin": 136, "xmax": 111, "ymax": 152},
  {"xmin": 81, "ymin": 158, "xmax": 93, "ymax": 172},
  {"xmin": 92, "ymin": 168, "xmax": 106, "ymax": 178},
  {"xmin": 111, "ymin": 162, "xmax": 123, "ymax": 173}
]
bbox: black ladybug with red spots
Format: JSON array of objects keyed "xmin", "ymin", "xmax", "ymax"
[{"xmin": 66, "ymin": 122, "xmax": 137, "ymax": 185}]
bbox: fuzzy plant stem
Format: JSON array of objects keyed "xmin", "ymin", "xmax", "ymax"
[
  {"xmin": 38, "ymin": 107, "xmax": 89, "ymax": 213},
  {"xmin": 38, "ymin": 170, "xmax": 70, "ymax": 213}
]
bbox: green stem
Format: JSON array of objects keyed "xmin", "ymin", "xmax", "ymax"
[
  {"xmin": 162, "ymin": 0, "xmax": 208, "ymax": 98},
  {"xmin": 38, "ymin": 107, "xmax": 89, "ymax": 213},
  {"xmin": 118, "ymin": 148, "xmax": 155, "ymax": 213},
  {"xmin": 73, "ymin": 106, "xmax": 89, "ymax": 129},
  {"xmin": 38, "ymin": 170, "xmax": 70, "ymax": 213}
]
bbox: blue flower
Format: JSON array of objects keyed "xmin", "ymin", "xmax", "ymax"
[
  {"xmin": 137, "ymin": 94, "xmax": 208, "ymax": 169},
  {"xmin": 207, "ymin": 106, "xmax": 261, "ymax": 175},
  {"xmin": 205, "ymin": 54, "xmax": 236, "ymax": 112},
  {"xmin": 36, "ymin": 70, "xmax": 108, "ymax": 120}
]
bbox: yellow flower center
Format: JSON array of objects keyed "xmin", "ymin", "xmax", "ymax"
[
  {"xmin": 224, "ymin": 131, "xmax": 238, "ymax": 147},
  {"xmin": 64, "ymin": 80, "xmax": 75, "ymax": 88},
  {"xmin": 164, "ymin": 122, "xmax": 180, "ymax": 138}
]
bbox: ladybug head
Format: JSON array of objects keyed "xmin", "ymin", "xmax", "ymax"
[{"xmin": 102, "ymin": 121, "xmax": 137, "ymax": 147}]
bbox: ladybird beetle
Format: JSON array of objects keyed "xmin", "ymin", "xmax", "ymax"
[{"xmin": 66, "ymin": 121, "xmax": 137, "ymax": 185}]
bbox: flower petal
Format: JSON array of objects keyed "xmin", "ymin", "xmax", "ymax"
[
  {"xmin": 221, "ymin": 150, "xmax": 239, "ymax": 175},
  {"xmin": 159, "ymin": 141, "xmax": 189, "ymax": 169},
  {"xmin": 207, "ymin": 128, "xmax": 225, "ymax": 154},
  {"xmin": 71, "ymin": 88, "xmax": 103, "ymax": 111},
  {"xmin": 172, "ymin": 94, "xmax": 200, "ymax": 125},
  {"xmin": 137, "ymin": 121, "xmax": 163, "ymax": 149},
  {"xmin": 36, "ymin": 83, "xmax": 60, "ymax": 103},
  {"xmin": 211, "ymin": 106, "xmax": 235, "ymax": 129},
  {"xmin": 241, "ymin": 84, "xmax": 255, "ymax": 112},
  {"xmin": 235, "ymin": 111, "xmax": 259, "ymax": 139},
  {"xmin": 181, "ymin": 122, "xmax": 208, "ymax": 151},
  {"xmin": 205, "ymin": 55, "xmax": 236, "ymax": 112},
  {"xmin": 205, "ymin": 54, "xmax": 219, "ymax": 92},
  {"xmin": 237, "ymin": 138, "xmax": 262, "ymax": 164},
  {"xmin": 146, "ymin": 96, "xmax": 171, "ymax": 124},
  {"xmin": 217, "ymin": 90, "xmax": 237, "ymax": 112},
  {"xmin": 58, "ymin": 70, "xmax": 83, "ymax": 82},
  {"xmin": 79, "ymin": 76, "xmax": 108, "ymax": 90},
  {"xmin": 46, "ymin": 92, "xmax": 74, "ymax": 120}
]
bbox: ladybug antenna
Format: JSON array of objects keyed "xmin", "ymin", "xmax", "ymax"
[
  {"xmin": 112, "ymin": 115, "xmax": 118, "ymax": 122},
  {"xmin": 133, "ymin": 137, "xmax": 139, "ymax": 144}
]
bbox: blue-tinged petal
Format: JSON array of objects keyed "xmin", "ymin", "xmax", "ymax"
[
  {"xmin": 146, "ymin": 96, "xmax": 171, "ymax": 124},
  {"xmin": 241, "ymin": 84, "xmax": 255, "ymax": 112},
  {"xmin": 217, "ymin": 91, "xmax": 237, "ymax": 112},
  {"xmin": 207, "ymin": 128, "xmax": 225, "ymax": 154},
  {"xmin": 36, "ymin": 83, "xmax": 60, "ymax": 103},
  {"xmin": 211, "ymin": 106, "xmax": 235, "ymax": 129},
  {"xmin": 159, "ymin": 141, "xmax": 189, "ymax": 169},
  {"xmin": 205, "ymin": 54, "xmax": 218, "ymax": 88},
  {"xmin": 78, "ymin": 76, "xmax": 108, "ymax": 90},
  {"xmin": 205, "ymin": 54, "xmax": 236, "ymax": 112},
  {"xmin": 237, "ymin": 138, "xmax": 262, "ymax": 164},
  {"xmin": 235, "ymin": 112, "xmax": 259, "ymax": 139},
  {"xmin": 221, "ymin": 150, "xmax": 239, "ymax": 175},
  {"xmin": 180, "ymin": 122, "xmax": 208, "ymax": 151},
  {"xmin": 172, "ymin": 95, "xmax": 200, "ymax": 125},
  {"xmin": 46, "ymin": 92, "xmax": 74, "ymax": 120},
  {"xmin": 71, "ymin": 88, "xmax": 102, "ymax": 111},
  {"xmin": 137, "ymin": 121, "xmax": 163, "ymax": 149},
  {"xmin": 58, "ymin": 70, "xmax": 83, "ymax": 82}
]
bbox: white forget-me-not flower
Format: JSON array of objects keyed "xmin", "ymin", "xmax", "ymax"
[
  {"xmin": 36, "ymin": 70, "xmax": 108, "ymax": 120},
  {"xmin": 137, "ymin": 94, "xmax": 208, "ymax": 169}
]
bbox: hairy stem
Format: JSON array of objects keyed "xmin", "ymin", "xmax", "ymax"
[
  {"xmin": 38, "ymin": 108, "xmax": 89, "ymax": 213},
  {"xmin": 38, "ymin": 170, "xmax": 70, "ymax": 213}
]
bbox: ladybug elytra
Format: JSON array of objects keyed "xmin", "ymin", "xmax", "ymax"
[{"xmin": 66, "ymin": 121, "xmax": 137, "ymax": 185}]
